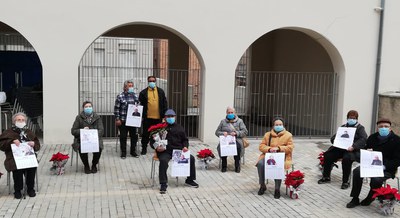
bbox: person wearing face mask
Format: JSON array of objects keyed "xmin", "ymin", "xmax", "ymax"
[
  {"xmin": 256, "ymin": 117, "xmax": 293, "ymax": 199},
  {"xmin": 114, "ymin": 80, "xmax": 140, "ymax": 158},
  {"xmin": 0, "ymin": 112, "xmax": 40, "ymax": 199},
  {"xmin": 139, "ymin": 76, "xmax": 168, "ymax": 155},
  {"xmin": 346, "ymin": 118, "xmax": 400, "ymax": 208},
  {"xmin": 71, "ymin": 101, "xmax": 104, "ymax": 174},
  {"xmin": 318, "ymin": 110, "xmax": 368, "ymax": 190},
  {"xmin": 215, "ymin": 106, "xmax": 248, "ymax": 173},
  {"xmin": 156, "ymin": 109, "xmax": 198, "ymax": 194}
]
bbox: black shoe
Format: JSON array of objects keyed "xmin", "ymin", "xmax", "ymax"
[
  {"xmin": 84, "ymin": 166, "xmax": 91, "ymax": 174},
  {"xmin": 160, "ymin": 183, "xmax": 168, "ymax": 194},
  {"xmin": 121, "ymin": 153, "xmax": 126, "ymax": 159},
  {"xmin": 130, "ymin": 152, "xmax": 139, "ymax": 158},
  {"xmin": 91, "ymin": 165, "xmax": 98, "ymax": 174},
  {"xmin": 221, "ymin": 167, "xmax": 227, "ymax": 173},
  {"xmin": 341, "ymin": 182, "xmax": 350, "ymax": 189},
  {"xmin": 14, "ymin": 191, "xmax": 22, "ymax": 199},
  {"xmin": 318, "ymin": 177, "xmax": 331, "ymax": 184},
  {"xmin": 235, "ymin": 166, "xmax": 241, "ymax": 173},
  {"xmin": 141, "ymin": 148, "xmax": 147, "ymax": 155},
  {"xmin": 27, "ymin": 189, "xmax": 36, "ymax": 197},
  {"xmin": 274, "ymin": 190, "xmax": 281, "ymax": 199},
  {"xmin": 258, "ymin": 185, "xmax": 266, "ymax": 195},
  {"xmin": 360, "ymin": 197, "xmax": 374, "ymax": 206},
  {"xmin": 185, "ymin": 179, "xmax": 199, "ymax": 188},
  {"xmin": 346, "ymin": 198, "xmax": 360, "ymax": 208}
]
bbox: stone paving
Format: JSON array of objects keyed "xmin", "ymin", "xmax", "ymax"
[{"xmin": 0, "ymin": 138, "xmax": 398, "ymax": 217}]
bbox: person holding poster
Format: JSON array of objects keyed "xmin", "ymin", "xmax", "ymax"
[
  {"xmin": 318, "ymin": 110, "xmax": 368, "ymax": 189},
  {"xmin": 256, "ymin": 117, "xmax": 294, "ymax": 199},
  {"xmin": 156, "ymin": 109, "xmax": 198, "ymax": 194},
  {"xmin": 71, "ymin": 101, "xmax": 104, "ymax": 174},
  {"xmin": 215, "ymin": 106, "xmax": 248, "ymax": 173},
  {"xmin": 347, "ymin": 118, "xmax": 400, "ymax": 208},
  {"xmin": 139, "ymin": 76, "xmax": 168, "ymax": 155},
  {"xmin": 114, "ymin": 80, "xmax": 140, "ymax": 158},
  {"xmin": 0, "ymin": 112, "xmax": 40, "ymax": 199}
]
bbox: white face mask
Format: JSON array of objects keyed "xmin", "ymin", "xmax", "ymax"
[{"xmin": 15, "ymin": 121, "xmax": 26, "ymax": 129}]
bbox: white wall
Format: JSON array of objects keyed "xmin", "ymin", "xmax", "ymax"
[{"xmin": 1, "ymin": 0, "xmax": 393, "ymax": 143}]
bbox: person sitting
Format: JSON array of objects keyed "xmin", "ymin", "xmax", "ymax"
[
  {"xmin": 215, "ymin": 106, "xmax": 248, "ymax": 173},
  {"xmin": 0, "ymin": 112, "xmax": 41, "ymax": 199},
  {"xmin": 71, "ymin": 101, "xmax": 104, "ymax": 174},
  {"xmin": 256, "ymin": 117, "xmax": 294, "ymax": 199},
  {"xmin": 318, "ymin": 110, "xmax": 368, "ymax": 189},
  {"xmin": 156, "ymin": 109, "xmax": 199, "ymax": 194},
  {"xmin": 346, "ymin": 118, "xmax": 400, "ymax": 208}
]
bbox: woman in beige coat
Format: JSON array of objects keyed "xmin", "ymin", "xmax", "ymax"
[{"xmin": 256, "ymin": 117, "xmax": 294, "ymax": 199}]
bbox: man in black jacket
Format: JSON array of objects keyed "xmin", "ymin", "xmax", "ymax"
[
  {"xmin": 139, "ymin": 76, "xmax": 168, "ymax": 155},
  {"xmin": 318, "ymin": 110, "xmax": 368, "ymax": 189},
  {"xmin": 346, "ymin": 118, "xmax": 400, "ymax": 208},
  {"xmin": 156, "ymin": 109, "xmax": 199, "ymax": 194}
]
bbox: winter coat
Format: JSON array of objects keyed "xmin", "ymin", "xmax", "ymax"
[
  {"xmin": 71, "ymin": 112, "xmax": 104, "ymax": 152},
  {"xmin": 0, "ymin": 128, "xmax": 41, "ymax": 171},
  {"xmin": 215, "ymin": 116, "xmax": 248, "ymax": 155},
  {"xmin": 257, "ymin": 129, "xmax": 294, "ymax": 170}
]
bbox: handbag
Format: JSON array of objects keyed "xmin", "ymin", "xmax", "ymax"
[{"xmin": 228, "ymin": 123, "xmax": 250, "ymax": 148}]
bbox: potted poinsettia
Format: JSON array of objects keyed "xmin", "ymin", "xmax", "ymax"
[
  {"xmin": 372, "ymin": 185, "xmax": 400, "ymax": 215},
  {"xmin": 284, "ymin": 170, "xmax": 305, "ymax": 199},
  {"xmin": 196, "ymin": 148, "xmax": 215, "ymax": 170},
  {"xmin": 49, "ymin": 152, "xmax": 70, "ymax": 175}
]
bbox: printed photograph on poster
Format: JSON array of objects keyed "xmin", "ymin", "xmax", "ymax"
[
  {"xmin": 265, "ymin": 153, "xmax": 285, "ymax": 180},
  {"xmin": 333, "ymin": 127, "xmax": 356, "ymax": 150},
  {"xmin": 171, "ymin": 149, "xmax": 190, "ymax": 177},
  {"xmin": 360, "ymin": 149, "xmax": 384, "ymax": 178},
  {"xmin": 219, "ymin": 135, "xmax": 237, "ymax": 157},
  {"xmin": 11, "ymin": 142, "xmax": 38, "ymax": 169},
  {"xmin": 126, "ymin": 104, "xmax": 143, "ymax": 127},
  {"xmin": 80, "ymin": 129, "xmax": 99, "ymax": 153}
]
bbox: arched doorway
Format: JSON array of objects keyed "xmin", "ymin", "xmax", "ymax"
[
  {"xmin": 234, "ymin": 28, "xmax": 338, "ymax": 137},
  {"xmin": 79, "ymin": 24, "xmax": 203, "ymax": 138},
  {"xmin": 0, "ymin": 22, "xmax": 43, "ymax": 135}
]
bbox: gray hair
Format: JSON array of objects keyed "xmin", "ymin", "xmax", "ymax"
[
  {"xmin": 123, "ymin": 79, "xmax": 134, "ymax": 90},
  {"xmin": 12, "ymin": 112, "xmax": 27, "ymax": 124},
  {"xmin": 226, "ymin": 106, "xmax": 236, "ymax": 114}
]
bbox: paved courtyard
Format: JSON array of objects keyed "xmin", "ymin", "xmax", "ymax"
[{"xmin": 0, "ymin": 138, "xmax": 398, "ymax": 217}]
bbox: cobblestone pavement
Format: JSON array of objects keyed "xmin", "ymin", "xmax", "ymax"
[{"xmin": 0, "ymin": 138, "xmax": 398, "ymax": 217}]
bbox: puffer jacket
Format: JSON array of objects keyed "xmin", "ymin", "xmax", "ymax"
[{"xmin": 71, "ymin": 111, "xmax": 104, "ymax": 152}]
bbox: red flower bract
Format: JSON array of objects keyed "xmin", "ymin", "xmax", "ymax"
[
  {"xmin": 197, "ymin": 149, "xmax": 215, "ymax": 159},
  {"xmin": 372, "ymin": 185, "xmax": 400, "ymax": 201},
  {"xmin": 148, "ymin": 122, "xmax": 168, "ymax": 133},
  {"xmin": 317, "ymin": 152, "xmax": 325, "ymax": 166},
  {"xmin": 50, "ymin": 152, "xmax": 70, "ymax": 162},
  {"xmin": 285, "ymin": 170, "xmax": 305, "ymax": 188}
]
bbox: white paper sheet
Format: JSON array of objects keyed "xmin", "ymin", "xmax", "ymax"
[
  {"xmin": 219, "ymin": 135, "xmax": 237, "ymax": 157},
  {"xmin": 126, "ymin": 104, "xmax": 143, "ymax": 127},
  {"xmin": 360, "ymin": 149, "xmax": 384, "ymax": 178},
  {"xmin": 171, "ymin": 149, "xmax": 190, "ymax": 177},
  {"xmin": 333, "ymin": 127, "xmax": 356, "ymax": 150},
  {"xmin": 80, "ymin": 129, "xmax": 100, "ymax": 153},
  {"xmin": 11, "ymin": 142, "xmax": 38, "ymax": 169},
  {"xmin": 265, "ymin": 152, "xmax": 285, "ymax": 179}
]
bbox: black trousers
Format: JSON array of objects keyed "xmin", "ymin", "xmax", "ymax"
[
  {"xmin": 79, "ymin": 149, "xmax": 102, "ymax": 167},
  {"xmin": 118, "ymin": 122, "xmax": 138, "ymax": 154},
  {"xmin": 141, "ymin": 118, "xmax": 162, "ymax": 150},
  {"xmin": 157, "ymin": 151, "xmax": 196, "ymax": 184},
  {"xmin": 13, "ymin": 167, "xmax": 36, "ymax": 192},
  {"xmin": 217, "ymin": 142, "xmax": 241, "ymax": 168},
  {"xmin": 350, "ymin": 166, "xmax": 392, "ymax": 199},
  {"xmin": 322, "ymin": 147, "xmax": 360, "ymax": 183}
]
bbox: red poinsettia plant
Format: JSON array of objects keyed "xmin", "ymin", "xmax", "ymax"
[
  {"xmin": 49, "ymin": 152, "xmax": 70, "ymax": 162},
  {"xmin": 148, "ymin": 122, "xmax": 168, "ymax": 137},
  {"xmin": 285, "ymin": 170, "xmax": 305, "ymax": 188},
  {"xmin": 372, "ymin": 185, "xmax": 400, "ymax": 203},
  {"xmin": 197, "ymin": 148, "xmax": 215, "ymax": 159},
  {"xmin": 317, "ymin": 152, "xmax": 325, "ymax": 167}
]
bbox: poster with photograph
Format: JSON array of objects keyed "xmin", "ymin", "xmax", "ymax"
[
  {"xmin": 171, "ymin": 149, "xmax": 190, "ymax": 177},
  {"xmin": 11, "ymin": 142, "xmax": 38, "ymax": 169},
  {"xmin": 265, "ymin": 152, "xmax": 285, "ymax": 179},
  {"xmin": 219, "ymin": 135, "xmax": 237, "ymax": 157},
  {"xmin": 333, "ymin": 127, "xmax": 356, "ymax": 150},
  {"xmin": 126, "ymin": 104, "xmax": 143, "ymax": 127},
  {"xmin": 360, "ymin": 149, "xmax": 384, "ymax": 178},
  {"xmin": 80, "ymin": 129, "xmax": 99, "ymax": 153}
]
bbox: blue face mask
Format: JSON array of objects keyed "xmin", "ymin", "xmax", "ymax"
[
  {"xmin": 128, "ymin": 87, "xmax": 134, "ymax": 94},
  {"xmin": 274, "ymin": 125, "xmax": 284, "ymax": 133},
  {"xmin": 149, "ymin": 82, "xmax": 156, "ymax": 89},
  {"xmin": 226, "ymin": 114, "xmax": 235, "ymax": 120},
  {"xmin": 84, "ymin": 107, "xmax": 93, "ymax": 115},
  {"xmin": 347, "ymin": 119, "xmax": 357, "ymax": 126},
  {"xmin": 378, "ymin": 127, "xmax": 390, "ymax": 137},
  {"xmin": 166, "ymin": 117, "xmax": 175, "ymax": 124}
]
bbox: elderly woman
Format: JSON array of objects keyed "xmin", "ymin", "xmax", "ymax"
[
  {"xmin": 71, "ymin": 101, "xmax": 104, "ymax": 174},
  {"xmin": 256, "ymin": 117, "xmax": 294, "ymax": 199},
  {"xmin": 0, "ymin": 112, "xmax": 41, "ymax": 199},
  {"xmin": 215, "ymin": 106, "xmax": 248, "ymax": 173}
]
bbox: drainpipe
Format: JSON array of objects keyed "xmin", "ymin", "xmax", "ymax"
[{"xmin": 371, "ymin": 0, "xmax": 385, "ymax": 134}]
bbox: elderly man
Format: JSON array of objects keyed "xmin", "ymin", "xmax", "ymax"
[
  {"xmin": 0, "ymin": 112, "xmax": 41, "ymax": 199},
  {"xmin": 114, "ymin": 79, "xmax": 139, "ymax": 158},
  {"xmin": 346, "ymin": 118, "xmax": 400, "ymax": 208},
  {"xmin": 156, "ymin": 109, "xmax": 198, "ymax": 194}
]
